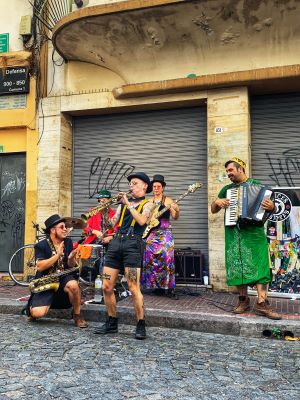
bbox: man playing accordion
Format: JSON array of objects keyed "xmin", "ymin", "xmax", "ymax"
[{"xmin": 211, "ymin": 157, "xmax": 281, "ymax": 319}]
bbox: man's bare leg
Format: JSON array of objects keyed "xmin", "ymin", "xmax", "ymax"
[
  {"xmin": 64, "ymin": 280, "xmax": 87, "ymax": 328},
  {"xmin": 125, "ymin": 267, "xmax": 144, "ymax": 321},
  {"xmin": 237, "ymin": 284, "xmax": 248, "ymax": 297},
  {"xmin": 94, "ymin": 266, "xmax": 120, "ymax": 334},
  {"xmin": 125, "ymin": 266, "xmax": 146, "ymax": 339},
  {"xmin": 255, "ymin": 283, "xmax": 281, "ymax": 319},
  {"xmin": 102, "ymin": 266, "xmax": 119, "ymax": 317},
  {"xmin": 30, "ymin": 305, "xmax": 50, "ymax": 319},
  {"xmin": 64, "ymin": 280, "xmax": 81, "ymax": 315},
  {"xmin": 256, "ymin": 283, "xmax": 268, "ymax": 303},
  {"xmin": 233, "ymin": 284, "xmax": 250, "ymax": 314}
]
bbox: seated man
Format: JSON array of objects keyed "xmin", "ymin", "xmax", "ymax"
[{"xmin": 27, "ymin": 214, "xmax": 87, "ymax": 328}]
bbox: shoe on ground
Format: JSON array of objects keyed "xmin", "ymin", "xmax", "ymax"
[
  {"xmin": 73, "ymin": 313, "xmax": 88, "ymax": 328},
  {"xmin": 152, "ymin": 289, "xmax": 165, "ymax": 296},
  {"xmin": 27, "ymin": 315, "xmax": 37, "ymax": 322},
  {"xmin": 135, "ymin": 319, "xmax": 146, "ymax": 340},
  {"xmin": 94, "ymin": 316, "xmax": 118, "ymax": 334},
  {"xmin": 166, "ymin": 289, "xmax": 179, "ymax": 300},
  {"xmin": 233, "ymin": 296, "xmax": 250, "ymax": 314},
  {"xmin": 254, "ymin": 300, "xmax": 282, "ymax": 320}
]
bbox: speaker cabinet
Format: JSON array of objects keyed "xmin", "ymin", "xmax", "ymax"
[{"xmin": 175, "ymin": 249, "xmax": 204, "ymax": 283}]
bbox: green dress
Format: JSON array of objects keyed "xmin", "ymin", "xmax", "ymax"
[{"xmin": 218, "ymin": 178, "xmax": 271, "ymax": 287}]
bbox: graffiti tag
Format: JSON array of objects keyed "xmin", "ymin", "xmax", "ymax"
[
  {"xmin": 88, "ymin": 157, "xmax": 135, "ymax": 198},
  {"xmin": 266, "ymin": 149, "xmax": 300, "ymax": 186}
]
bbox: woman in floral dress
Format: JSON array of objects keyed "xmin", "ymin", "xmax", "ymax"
[{"xmin": 141, "ymin": 175, "xmax": 180, "ymax": 297}]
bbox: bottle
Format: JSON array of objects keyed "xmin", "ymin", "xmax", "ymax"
[
  {"xmin": 203, "ymin": 272, "xmax": 209, "ymax": 285},
  {"xmin": 94, "ymin": 275, "xmax": 103, "ymax": 303}
]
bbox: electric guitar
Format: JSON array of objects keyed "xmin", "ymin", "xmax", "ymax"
[{"xmin": 142, "ymin": 182, "xmax": 202, "ymax": 239}]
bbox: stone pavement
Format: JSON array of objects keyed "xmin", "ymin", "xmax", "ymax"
[
  {"xmin": 0, "ymin": 282, "xmax": 299, "ymax": 339},
  {"xmin": 0, "ymin": 314, "xmax": 299, "ymax": 400}
]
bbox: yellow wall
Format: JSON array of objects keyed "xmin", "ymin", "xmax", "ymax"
[{"xmin": 0, "ymin": 77, "xmax": 38, "ymax": 245}]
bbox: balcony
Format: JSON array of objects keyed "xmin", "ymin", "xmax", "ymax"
[{"xmin": 50, "ymin": 0, "xmax": 300, "ymax": 84}]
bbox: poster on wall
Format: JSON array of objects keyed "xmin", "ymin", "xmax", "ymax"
[{"xmin": 266, "ymin": 187, "xmax": 300, "ymax": 296}]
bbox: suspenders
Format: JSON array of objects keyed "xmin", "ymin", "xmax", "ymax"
[{"xmin": 118, "ymin": 199, "xmax": 149, "ymax": 230}]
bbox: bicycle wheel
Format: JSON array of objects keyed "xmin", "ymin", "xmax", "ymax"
[{"xmin": 9, "ymin": 244, "xmax": 36, "ymax": 286}]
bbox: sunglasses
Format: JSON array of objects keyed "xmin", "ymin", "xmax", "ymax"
[{"xmin": 55, "ymin": 224, "xmax": 67, "ymax": 230}]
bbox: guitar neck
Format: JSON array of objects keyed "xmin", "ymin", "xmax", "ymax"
[{"xmin": 156, "ymin": 191, "xmax": 189, "ymax": 219}]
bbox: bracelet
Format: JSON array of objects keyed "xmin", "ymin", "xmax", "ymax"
[{"xmin": 128, "ymin": 205, "xmax": 135, "ymax": 210}]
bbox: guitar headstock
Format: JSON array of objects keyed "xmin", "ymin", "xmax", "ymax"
[{"xmin": 188, "ymin": 182, "xmax": 202, "ymax": 193}]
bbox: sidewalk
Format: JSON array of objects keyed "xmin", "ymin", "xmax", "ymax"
[{"xmin": 0, "ymin": 282, "xmax": 299, "ymax": 338}]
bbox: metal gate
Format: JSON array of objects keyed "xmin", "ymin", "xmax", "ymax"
[
  {"xmin": 251, "ymin": 93, "xmax": 300, "ymax": 186},
  {"xmin": 0, "ymin": 153, "xmax": 26, "ymax": 272},
  {"xmin": 73, "ymin": 107, "xmax": 208, "ymax": 264}
]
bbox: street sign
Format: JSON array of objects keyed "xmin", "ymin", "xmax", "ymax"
[
  {"xmin": 0, "ymin": 67, "xmax": 30, "ymax": 95},
  {"xmin": 0, "ymin": 33, "xmax": 9, "ymax": 53}
]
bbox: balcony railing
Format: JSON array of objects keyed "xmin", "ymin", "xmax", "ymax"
[{"xmin": 29, "ymin": 0, "xmax": 72, "ymax": 31}]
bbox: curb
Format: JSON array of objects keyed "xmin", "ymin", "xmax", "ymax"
[{"xmin": 0, "ymin": 300, "xmax": 299, "ymax": 339}]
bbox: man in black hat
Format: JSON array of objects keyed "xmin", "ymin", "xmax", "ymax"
[
  {"xmin": 28, "ymin": 214, "xmax": 87, "ymax": 328},
  {"xmin": 94, "ymin": 172, "xmax": 154, "ymax": 339}
]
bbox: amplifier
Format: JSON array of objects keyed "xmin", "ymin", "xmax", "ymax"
[{"xmin": 174, "ymin": 249, "xmax": 204, "ymax": 283}]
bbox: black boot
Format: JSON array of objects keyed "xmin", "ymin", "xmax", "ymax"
[
  {"xmin": 135, "ymin": 319, "xmax": 146, "ymax": 340},
  {"xmin": 166, "ymin": 289, "xmax": 179, "ymax": 300},
  {"xmin": 94, "ymin": 316, "xmax": 118, "ymax": 334}
]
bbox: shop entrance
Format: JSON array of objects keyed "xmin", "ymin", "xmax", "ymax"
[{"xmin": 0, "ymin": 153, "xmax": 26, "ymax": 272}]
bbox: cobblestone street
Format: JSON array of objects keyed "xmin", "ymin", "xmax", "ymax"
[{"xmin": 0, "ymin": 314, "xmax": 299, "ymax": 400}]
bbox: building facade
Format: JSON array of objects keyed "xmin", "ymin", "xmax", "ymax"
[
  {"xmin": 0, "ymin": 1, "xmax": 38, "ymax": 274},
  {"xmin": 4, "ymin": 0, "xmax": 300, "ymax": 291}
]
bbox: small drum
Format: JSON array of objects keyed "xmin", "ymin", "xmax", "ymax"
[
  {"xmin": 79, "ymin": 244, "xmax": 104, "ymax": 283},
  {"xmin": 79, "ymin": 244, "xmax": 104, "ymax": 263}
]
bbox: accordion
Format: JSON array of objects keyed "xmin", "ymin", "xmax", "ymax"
[{"xmin": 225, "ymin": 183, "xmax": 274, "ymax": 227}]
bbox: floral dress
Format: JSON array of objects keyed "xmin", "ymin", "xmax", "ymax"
[{"xmin": 141, "ymin": 200, "xmax": 175, "ymax": 289}]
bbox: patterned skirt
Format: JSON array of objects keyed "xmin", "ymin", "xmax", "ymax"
[{"xmin": 141, "ymin": 219, "xmax": 175, "ymax": 289}]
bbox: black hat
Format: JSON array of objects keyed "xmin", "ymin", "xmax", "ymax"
[
  {"xmin": 96, "ymin": 189, "xmax": 112, "ymax": 199},
  {"xmin": 44, "ymin": 214, "xmax": 66, "ymax": 234},
  {"xmin": 127, "ymin": 172, "xmax": 152, "ymax": 193},
  {"xmin": 151, "ymin": 174, "xmax": 166, "ymax": 187}
]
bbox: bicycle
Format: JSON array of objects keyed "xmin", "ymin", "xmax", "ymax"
[{"xmin": 8, "ymin": 222, "xmax": 45, "ymax": 286}]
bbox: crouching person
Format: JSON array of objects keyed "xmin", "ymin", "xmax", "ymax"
[{"xmin": 27, "ymin": 214, "xmax": 87, "ymax": 328}]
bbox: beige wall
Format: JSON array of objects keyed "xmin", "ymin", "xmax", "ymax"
[
  {"xmin": 66, "ymin": 61, "xmax": 125, "ymax": 92},
  {"xmin": 207, "ymin": 87, "xmax": 250, "ymax": 291},
  {"xmin": 37, "ymin": 99, "xmax": 73, "ymax": 225},
  {"xmin": 0, "ymin": 0, "xmax": 33, "ymax": 51}
]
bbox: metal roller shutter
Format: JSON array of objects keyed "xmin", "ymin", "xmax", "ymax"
[
  {"xmin": 251, "ymin": 93, "xmax": 300, "ymax": 187},
  {"xmin": 73, "ymin": 107, "xmax": 208, "ymax": 264}
]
